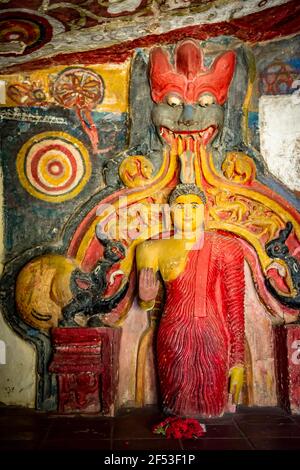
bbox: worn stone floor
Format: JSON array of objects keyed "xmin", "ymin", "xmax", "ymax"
[{"xmin": 0, "ymin": 404, "xmax": 300, "ymax": 452}]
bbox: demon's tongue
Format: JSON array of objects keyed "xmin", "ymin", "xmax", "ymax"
[{"xmin": 179, "ymin": 150, "xmax": 195, "ymax": 184}]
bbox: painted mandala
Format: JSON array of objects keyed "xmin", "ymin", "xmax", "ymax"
[
  {"xmin": 0, "ymin": 11, "xmax": 53, "ymax": 56},
  {"xmin": 16, "ymin": 132, "xmax": 91, "ymax": 203}
]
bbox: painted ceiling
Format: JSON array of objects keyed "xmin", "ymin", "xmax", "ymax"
[{"xmin": 0, "ymin": 0, "xmax": 300, "ymax": 71}]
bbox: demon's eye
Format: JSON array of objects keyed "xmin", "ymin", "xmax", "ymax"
[
  {"xmin": 198, "ymin": 94, "xmax": 215, "ymax": 107},
  {"xmin": 166, "ymin": 95, "xmax": 183, "ymax": 108}
]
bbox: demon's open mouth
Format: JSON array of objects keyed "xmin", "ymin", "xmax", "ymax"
[{"xmin": 160, "ymin": 125, "xmax": 218, "ymax": 147}]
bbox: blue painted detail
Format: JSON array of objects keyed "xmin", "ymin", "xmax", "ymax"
[
  {"xmin": 258, "ymin": 174, "xmax": 300, "ymax": 211},
  {"xmin": 0, "ymin": 106, "xmax": 128, "ymax": 261},
  {"xmin": 135, "ymin": 48, "xmax": 148, "ymax": 61},
  {"xmin": 248, "ymin": 111, "xmax": 260, "ymax": 149},
  {"xmin": 287, "ymin": 58, "xmax": 300, "ymax": 70},
  {"xmin": 27, "ymin": 329, "xmax": 40, "ymax": 337},
  {"xmin": 180, "ymin": 104, "xmax": 195, "ymax": 123},
  {"xmin": 248, "ymin": 111, "xmax": 259, "ymax": 131}
]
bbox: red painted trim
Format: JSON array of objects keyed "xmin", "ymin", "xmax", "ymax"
[{"xmin": 1, "ymin": 0, "xmax": 300, "ymax": 73}]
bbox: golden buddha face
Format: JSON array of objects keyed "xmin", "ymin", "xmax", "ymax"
[{"xmin": 171, "ymin": 193, "xmax": 205, "ymax": 238}]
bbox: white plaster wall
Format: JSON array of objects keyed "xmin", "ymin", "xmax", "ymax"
[
  {"xmin": 259, "ymin": 95, "xmax": 300, "ymax": 191},
  {"xmin": 0, "ymin": 167, "xmax": 36, "ymax": 407}
]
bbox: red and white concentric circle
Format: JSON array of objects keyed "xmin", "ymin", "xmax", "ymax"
[{"xmin": 17, "ymin": 132, "xmax": 91, "ymax": 202}]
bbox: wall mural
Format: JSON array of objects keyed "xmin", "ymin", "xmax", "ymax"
[
  {"xmin": 1, "ymin": 1, "xmax": 300, "ymax": 72},
  {"xmin": 0, "ymin": 8, "xmax": 65, "ymax": 56},
  {"xmin": 16, "ymin": 131, "xmax": 91, "ymax": 203},
  {"xmin": 0, "ymin": 32, "xmax": 300, "ymax": 415}
]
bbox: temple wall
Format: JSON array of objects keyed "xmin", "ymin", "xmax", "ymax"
[
  {"xmin": 0, "ymin": 312, "xmax": 36, "ymax": 407},
  {"xmin": 260, "ymin": 95, "xmax": 300, "ymax": 192},
  {"xmin": 0, "ymin": 29, "xmax": 299, "ymax": 409},
  {"xmin": 0, "ymin": 169, "xmax": 36, "ymax": 407}
]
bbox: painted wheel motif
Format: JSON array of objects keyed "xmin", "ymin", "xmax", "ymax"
[
  {"xmin": 52, "ymin": 68, "xmax": 104, "ymax": 109},
  {"xmin": 16, "ymin": 132, "xmax": 91, "ymax": 203}
]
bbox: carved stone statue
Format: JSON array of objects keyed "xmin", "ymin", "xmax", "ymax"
[
  {"xmin": 137, "ymin": 184, "xmax": 245, "ymax": 417},
  {"xmin": 3, "ymin": 37, "xmax": 299, "ymax": 414}
]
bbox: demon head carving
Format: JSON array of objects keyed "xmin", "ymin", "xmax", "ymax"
[{"xmin": 149, "ymin": 39, "xmax": 236, "ymax": 146}]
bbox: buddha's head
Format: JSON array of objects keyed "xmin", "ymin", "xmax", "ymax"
[{"xmin": 169, "ymin": 184, "xmax": 206, "ymax": 238}]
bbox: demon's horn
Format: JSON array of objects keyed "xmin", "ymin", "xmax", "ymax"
[
  {"xmin": 175, "ymin": 39, "xmax": 205, "ymax": 79},
  {"xmin": 149, "ymin": 46, "xmax": 173, "ymax": 77}
]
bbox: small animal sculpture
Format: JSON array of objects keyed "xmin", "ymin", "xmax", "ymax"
[
  {"xmin": 265, "ymin": 222, "xmax": 300, "ymax": 310},
  {"xmin": 60, "ymin": 235, "xmax": 129, "ymax": 327}
]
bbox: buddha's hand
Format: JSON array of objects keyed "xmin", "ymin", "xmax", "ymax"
[
  {"xmin": 229, "ymin": 365, "xmax": 244, "ymax": 404},
  {"xmin": 139, "ymin": 268, "xmax": 159, "ymax": 302}
]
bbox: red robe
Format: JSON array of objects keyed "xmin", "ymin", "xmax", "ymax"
[{"xmin": 157, "ymin": 232, "xmax": 245, "ymax": 417}]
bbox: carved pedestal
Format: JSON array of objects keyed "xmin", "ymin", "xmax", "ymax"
[
  {"xmin": 275, "ymin": 324, "xmax": 300, "ymax": 414},
  {"xmin": 49, "ymin": 327, "xmax": 121, "ymax": 415}
]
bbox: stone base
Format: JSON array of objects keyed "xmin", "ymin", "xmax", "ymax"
[
  {"xmin": 275, "ymin": 324, "xmax": 300, "ymax": 414},
  {"xmin": 49, "ymin": 327, "xmax": 121, "ymax": 415}
]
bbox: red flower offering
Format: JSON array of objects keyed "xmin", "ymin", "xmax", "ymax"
[{"xmin": 152, "ymin": 417, "xmax": 206, "ymax": 439}]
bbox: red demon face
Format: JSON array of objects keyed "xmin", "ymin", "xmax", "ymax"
[
  {"xmin": 149, "ymin": 39, "xmax": 236, "ymax": 105},
  {"xmin": 149, "ymin": 40, "xmax": 236, "ymax": 147}
]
